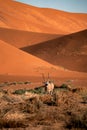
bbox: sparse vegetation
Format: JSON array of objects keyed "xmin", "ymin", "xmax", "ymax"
[
  {"xmin": 0, "ymin": 82, "xmax": 87, "ymax": 129},
  {"xmin": 24, "ymin": 81, "xmax": 31, "ymax": 84},
  {"xmin": 13, "ymin": 87, "xmax": 44, "ymax": 95},
  {"xmin": 30, "ymin": 87, "xmax": 45, "ymax": 94},
  {"xmin": 79, "ymin": 89, "xmax": 87, "ymax": 104},
  {"xmin": 13, "ymin": 89, "xmax": 26, "ymax": 95},
  {"xmin": 65, "ymin": 110, "xmax": 87, "ymax": 129},
  {"xmin": 0, "ymin": 81, "xmax": 31, "ymax": 87},
  {"xmin": 0, "ymin": 112, "xmax": 27, "ymax": 128},
  {"xmin": 60, "ymin": 84, "xmax": 68, "ymax": 89}
]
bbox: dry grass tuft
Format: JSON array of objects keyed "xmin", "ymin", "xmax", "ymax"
[
  {"xmin": 65, "ymin": 110, "xmax": 87, "ymax": 129},
  {"xmin": 0, "ymin": 111, "xmax": 27, "ymax": 128},
  {"xmin": 0, "ymin": 84, "xmax": 87, "ymax": 129},
  {"xmin": 4, "ymin": 111, "xmax": 25, "ymax": 121}
]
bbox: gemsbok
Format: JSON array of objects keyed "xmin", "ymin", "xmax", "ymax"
[{"xmin": 42, "ymin": 73, "xmax": 54, "ymax": 95}]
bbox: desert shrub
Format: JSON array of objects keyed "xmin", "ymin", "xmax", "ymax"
[
  {"xmin": 0, "ymin": 83, "xmax": 4, "ymax": 87},
  {"xmin": 13, "ymin": 87, "xmax": 45, "ymax": 95},
  {"xmin": 82, "ymin": 96, "xmax": 87, "ymax": 103},
  {"xmin": 79, "ymin": 90, "xmax": 87, "ymax": 104},
  {"xmin": 27, "ymin": 89, "xmax": 38, "ymax": 94},
  {"xmin": 0, "ymin": 82, "xmax": 16, "ymax": 87},
  {"xmin": 0, "ymin": 112, "xmax": 27, "ymax": 128},
  {"xmin": 13, "ymin": 89, "xmax": 40, "ymax": 96},
  {"xmin": 0, "ymin": 82, "xmax": 10, "ymax": 87},
  {"xmin": 66, "ymin": 80, "xmax": 73, "ymax": 83},
  {"xmin": 65, "ymin": 110, "xmax": 87, "ymax": 129},
  {"xmin": 0, "ymin": 89, "xmax": 7, "ymax": 94},
  {"xmin": 34, "ymin": 87, "xmax": 45, "ymax": 94},
  {"xmin": 12, "ymin": 81, "xmax": 31, "ymax": 85},
  {"xmin": 17, "ymin": 82, "xmax": 24, "ymax": 85},
  {"xmin": 60, "ymin": 84, "xmax": 68, "ymax": 89},
  {"xmin": 24, "ymin": 81, "xmax": 31, "ymax": 85},
  {"xmin": 28, "ymin": 87, "xmax": 45, "ymax": 94},
  {"xmin": 0, "ymin": 83, "xmax": 8, "ymax": 87},
  {"xmin": 0, "ymin": 120, "xmax": 26, "ymax": 128},
  {"xmin": 0, "ymin": 81, "xmax": 30, "ymax": 87},
  {"xmin": 13, "ymin": 89, "xmax": 26, "ymax": 95},
  {"xmin": 40, "ymin": 94, "xmax": 57, "ymax": 106},
  {"xmin": 25, "ymin": 89, "xmax": 39, "ymax": 95},
  {"xmin": 7, "ymin": 82, "xmax": 17, "ymax": 86},
  {"xmin": 54, "ymin": 84, "xmax": 70, "ymax": 93},
  {"xmin": 22, "ymin": 96, "xmax": 43, "ymax": 114}
]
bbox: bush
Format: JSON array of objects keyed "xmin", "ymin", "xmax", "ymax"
[
  {"xmin": 54, "ymin": 84, "xmax": 70, "ymax": 92},
  {"xmin": 60, "ymin": 84, "xmax": 68, "ymax": 89},
  {"xmin": 80, "ymin": 91, "xmax": 87, "ymax": 104},
  {"xmin": 13, "ymin": 89, "xmax": 26, "ymax": 95},
  {"xmin": 28, "ymin": 87, "xmax": 45, "ymax": 94},
  {"xmin": 65, "ymin": 110, "xmax": 87, "ymax": 129},
  {"xmin": 13, "ymin": 87, "xmax": 45, "ymax": 95},
  {"xmin": 0, "ymin": 112, "xmax": 27, "ymax": 128},
  {"xmin": 24, "ymin": 81, "xmax": 31, "ymax": 85}
]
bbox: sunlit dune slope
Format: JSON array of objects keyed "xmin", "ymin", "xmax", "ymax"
[
  {"xmin": 0, "ymin": 40, "xmax": 59, "ymax": 76},
  {"xmin": 0, "ymin": 40, "xmax": 57, "ymax": 76},
  {"xmin": 0, "ymin": 40, "xmax": 87, "ymax": 78},
  {"xmin": 21, "ymin": 30, "xmax": 87, "ymax": 72},
  {"xmin": 0, "ymin": 27, "xmax": 60, "ymax": 48},
  {"xmin": 0, "ymin": 0, "xmax": 87, "ymax": 34}
]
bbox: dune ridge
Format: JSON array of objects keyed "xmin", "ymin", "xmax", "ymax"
[
  {"xmin": 0, "ymin": 0, "xmax": 87, "ymax": 34},
  {"xmin": 0, "ymin": 27, "xmax": 60, "ymax": 48},
  {"xmin": 0, "ymin": 40, "xmax": 87, "ymax": 78},
  {"xmin": 0, "ymin": 0, "xmax": 87, "ymax": 79},
  {"xmin": 21, "ymin": 29, "xmax": 87, "ymax": 73},
  {"xmin": 0, "ymin": 39, "xmax": 61, "ymax": 76}
]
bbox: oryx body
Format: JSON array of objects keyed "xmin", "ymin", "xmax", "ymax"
[
  {"xmin": 45, "ymin": 81, "xmax": 54, "ymax": 95},
  {"xmin": 42, "ymin": 73, "xmax": 54, "ymax": 95}
]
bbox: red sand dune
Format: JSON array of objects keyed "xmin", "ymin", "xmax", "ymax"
[
  {"xmin": 0, "ymin": 40, "xmax": 87, "ymax": 78},
  {"xmin": 0, "ymin": 0, "xmax": 87, "ymax": 34},
  {"xmin": 0, "ymin": 27, "xmax": 60, "ymax": 48},
  {"xmin": 21, "ymin": 30, "xmax": 87, "ymax": 73},
  {"xmin": 0, "ymin": 40, "xmax": 58, "ymax": 76},
  {"xmin": 0, "ymin": 0, "xmax": 87, "ymax": 82}
]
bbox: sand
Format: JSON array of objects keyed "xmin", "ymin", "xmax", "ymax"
[
  {"xmin": 22, "ymin": 30, "xmax": 87, "ymax": 72},
  {"xmin": 0, "ymin": 0, "xmax": 87, "ymax": 34}
]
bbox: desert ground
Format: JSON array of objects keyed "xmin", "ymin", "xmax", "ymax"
[
  {"xmin": 0, "ymin": 76, "xmax": 87, "ymax": 130},
  {"xmin": 0, "ymin": 0, "xmax": 87, "ymax": 129}
]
